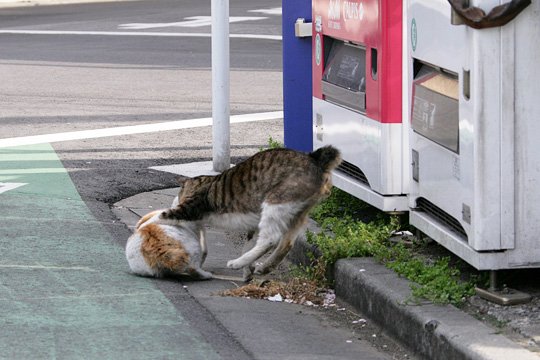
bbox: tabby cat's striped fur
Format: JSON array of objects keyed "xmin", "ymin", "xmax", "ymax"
[{"xmin": 158, "ymin": 146, "xmax": 341, "ymax": 280}]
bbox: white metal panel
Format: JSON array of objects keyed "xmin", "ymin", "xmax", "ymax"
[
  {"xmin": 499, "ymin": 21, "xmax": 516, "ymax": 250},
  {"xmin": 407, "ymin": 0, "xmax": 540, "ymax": 269},
  {"xmin": 412, "ymin": 134, "xmax": 472, "ymax": 236},
  {"xmin": 409, "ymin": 211, "xmax": 508, "ymax": 270},
  {"xmin": 469, "ymin": 24, "xmax": 503, "ymax": 250},
  {"xmin": 332, "ymin": 171, "xmax": 409, "ymax": 212},
  {"xmin": 511, "ymin": 0, "xmax": 540, "ymax": 267},
  {"xmin": 408, "ymin": 0, "xmax": 467, "ymax": 74},
  {"xmin": 409, "ymin": 0, "xmax": 512, "ymax": 251},
  {"xmin": 408, "ymin": 0, "xmax": 473, "ymax": 243},
  {"xmin": 401, "ymin": 0, "xmax": 411, "ymax": 199},
  {"xmin": 313, "ymin": 98, "xmax": 407, "ymax": 210},
  {"xmin": 313, "ymin": 98, "xmax": 382, "ymax": 192},
  {"xmin": 381, "ymin": 123, "xmax": 406, "ymax": 195}
]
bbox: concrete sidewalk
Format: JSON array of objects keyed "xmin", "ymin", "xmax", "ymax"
[{"xmin": 114, "ymin": 185, "xmax": 540, "ymax": 360}]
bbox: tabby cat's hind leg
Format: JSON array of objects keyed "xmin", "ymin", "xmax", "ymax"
[
  {"xmin": 241, "ymin": 230, "xmax": 257, "ymax": 282},
  {"xmin": 254, "ymin": 215, "xmax": 308, "ymax": 275},
  {"xmin": 227, "ymin": 202, "xmax": 301, "ymax": 270}
]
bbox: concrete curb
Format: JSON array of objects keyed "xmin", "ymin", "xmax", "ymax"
[{"xmin": 290, "ymin": 238, "xmax": 539, "ymax": 360}]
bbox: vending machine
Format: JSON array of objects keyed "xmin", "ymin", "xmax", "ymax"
[
  {"xmin": 406, "ymin": 0, "xmax": 539, "ymax": 271},
  {"xmin": 312, "ymin": 0, "xmax": 407, "ymax": 212}
]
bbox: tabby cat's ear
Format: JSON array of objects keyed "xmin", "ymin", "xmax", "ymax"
[{"xmin": 176, "ymin": 177, "xmax": 189, "ymax": 187}]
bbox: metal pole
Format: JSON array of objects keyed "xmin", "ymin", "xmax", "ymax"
[
  {"xmin": 211, "ymin": 0, "xmax": 230, "ymax": 172},
  {"xmin": 488, "ymin": 270, "xmax": 499, "ymax": 292}
]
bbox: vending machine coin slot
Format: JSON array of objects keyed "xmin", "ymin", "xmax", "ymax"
[
  {"xmin": 462, "ymin": 69, "xmax": 470, "ymax": 100},
  {"xmin": 371, "ymin": 48, "xmax": 378, "ymax": 80}
]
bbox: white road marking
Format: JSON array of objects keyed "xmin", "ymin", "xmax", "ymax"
[
  {"xmin": 0, "ymin": 168, "xmax": 67, "ymax": 175},
  {"xmin": 118, "ymin": 16, "xmax": 267, "ymax": 29},
  {"xmin": 150, "ymin": 161, "xmax": 228, "ymax": 177},
  {"xmin": 248, "ymin": 7, "xmax": 282, "ymax": 15},
  {"xmin": 0, "ymin": 292, "xmax": 163, "ymax": 302},
  {"xmin": 0, "ymin": 111, "xmax": 283, "ymax": 148},
  {"xmin": 0, "ymin": 264, "xmax": 95, "ymax": 271},
  {"xmin": 0, "ymin": 29, "xmax": 282, "ymax": 41},
  {"xmin": 0, "ymin": 183, "xmax": 27, "ymax": 194}
]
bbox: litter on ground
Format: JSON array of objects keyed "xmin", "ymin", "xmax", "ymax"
[{"xmin": 219, "ymin": 278, "xmax": 334, "ymax": 306}]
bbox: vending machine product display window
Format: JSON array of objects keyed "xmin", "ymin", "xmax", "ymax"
[
  {"xmin": 322, "ymin": 41, "xmax": 367, "ymax": 112},
  {"xmin": 411, "ymin": 63, "xmax": 459, "ymax": 154}
]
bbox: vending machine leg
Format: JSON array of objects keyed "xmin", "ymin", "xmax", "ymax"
[{"xmin": 475, "ymin": 270, "xmax": 531, "ymax": 306}]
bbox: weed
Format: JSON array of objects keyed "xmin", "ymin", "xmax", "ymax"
[
  {"xmin": 303, "ymin": 188, "xmax": 479, "ymax": 306},
  {"xmin": 260, "ymin": 136, "xmax": 283, "ymax": 151}
]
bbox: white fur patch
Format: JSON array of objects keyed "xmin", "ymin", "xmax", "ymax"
[
  {"xmin": 226, "ymin": 201, "xmax": 308, "ymax": 269},
  {"xmin": 125, "ymin": 232, "xmax": 157, "ymax": 277},
  {"xmin": 204, "ymin": 212, "xmax": 260, "ymax": 232},
  {"xmin": 258, "ymin": 201, "xmax": 306, "ymax": 238}
]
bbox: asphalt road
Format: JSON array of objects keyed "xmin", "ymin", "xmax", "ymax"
[
  {"xmin": 0, "ymin": 0, "xmax": 283, "ymax": 203},
  {"xmin": 0, "ymin": 1, "xmax": 412, "ymax": 358}
]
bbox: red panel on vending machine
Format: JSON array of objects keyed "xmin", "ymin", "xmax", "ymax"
[{"xmin": 312, "ymin": 0, "xmax": 402, "ymax": 123}]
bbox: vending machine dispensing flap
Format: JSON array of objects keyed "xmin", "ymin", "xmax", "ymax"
[
  {"xmin": 448, "ymin": 0, "xmax": 531, "ymax": 29},
  {"xmin": 322, "ymin": 40, "xmax": 366, "ymax": 113},
  {"xmin": 412, "ymin": 64, "xmax": 459, "ymax": 153}
]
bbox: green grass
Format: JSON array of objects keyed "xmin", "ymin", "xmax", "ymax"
[
  {"xmin": 303, "ymin": 188, "xmax": 479, "ymax": 306},
  {"xmin": 260, "ymin": 136, "xmax": 283, "ymax": 151},
  {"xmin": 256, "ymin": 139, "xmax": 480, "ymax": 305}
]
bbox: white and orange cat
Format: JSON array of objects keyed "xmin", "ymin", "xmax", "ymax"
[{"xmin": 125, "ymin": 209, "xmax": 212, "ymax": 280}]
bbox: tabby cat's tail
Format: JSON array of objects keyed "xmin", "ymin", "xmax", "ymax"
[{"xmin": 309, "ymin": 146, "xmax": 342, "ymax": 172}]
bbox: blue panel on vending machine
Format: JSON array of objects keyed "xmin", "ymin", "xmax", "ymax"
[{"xmin": 283, "ymin": 0, "xmax": 313, "ymax": 152}]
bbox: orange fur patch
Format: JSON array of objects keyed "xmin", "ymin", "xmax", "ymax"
[{"xmin": 139, "ymin": 223, "xmax": 190, "ymax": 274}]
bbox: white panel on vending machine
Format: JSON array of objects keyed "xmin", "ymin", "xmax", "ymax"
[{"xmin": 406, "ymin": 0, "xmax": 540, "ymax": 270}]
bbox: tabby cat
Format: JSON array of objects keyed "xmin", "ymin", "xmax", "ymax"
[
  {"xmin": 156, "ymin": 146, "xmax": 341, "ymax": 280},
  {"xmin": 125, "ymin": 209, "xmax": 212, "ymax": 280}
]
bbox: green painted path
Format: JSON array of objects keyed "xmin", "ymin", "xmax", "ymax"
[{"xmin": 0, "ymin": 144, "xmax": 220, "ymax": 359}]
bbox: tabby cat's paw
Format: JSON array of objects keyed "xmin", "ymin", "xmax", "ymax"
[
  {"xmin": 242, "ymin": 264, "xmax": 255, "ymax": 282},
  {"xmin": 253, "ymin": 264, "xmax": 270, "ymax": 275}
]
